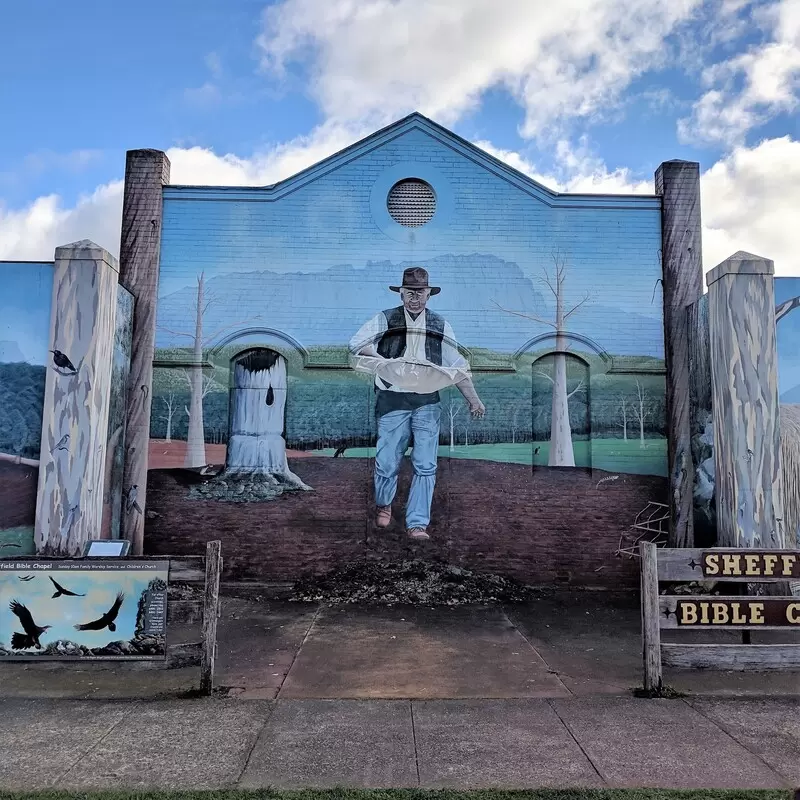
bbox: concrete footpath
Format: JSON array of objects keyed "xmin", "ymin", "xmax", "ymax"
[
  {"xmin": 2, "ymin": 595, "xmax": 799, "ymax": 791},
  {"xmin": 1, "ymin": 695, "xmax": 799, "ymax": 791}
]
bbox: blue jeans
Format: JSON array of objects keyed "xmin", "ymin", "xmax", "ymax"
[{"xmin": 374, "ymin": 403, "xmax": 441, "ymax": 528}]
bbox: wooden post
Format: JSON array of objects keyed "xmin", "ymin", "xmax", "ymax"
[
  {"xmin": 640, "ymin": 541, "xmax": 663, "ymax": 692},
  {"xmin": 119, "ymin": 149, "xmax": 171, "ymax": 555},
  {"xmin": 707, "ymin": 252, "xmax": 784, "ymax": 548},
  {"xmin": 655, "ymin": 161, "xmax": 704, "ymax": 548},
  {"xmin": 34, "ymin": 241, "xmax": 121, "ymax": 556},
  {"xmin": 687, "ymin": 295, "xmax": 715, "ymax": 545},
  {"xmin": 200, "ymin": 539, "xmax": 222, "ymax": 696}
]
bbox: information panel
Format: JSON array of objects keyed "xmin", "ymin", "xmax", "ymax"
[{"xmin": 0, "ymin": 560, "xmax": 167, "ymax": 660}]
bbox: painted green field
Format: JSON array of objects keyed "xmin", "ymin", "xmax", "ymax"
[
  {"xmin": 311, "ymin": 438, "xmax": 668, "ymax": 477},
  {"xmin": 0, "ymin": 525, "xmax": 35, "ymax": 555}
]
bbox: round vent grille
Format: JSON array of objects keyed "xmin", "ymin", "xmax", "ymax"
[{"xmin": 386, "ymin": 179, "xmax": 436, "ymax": 227}]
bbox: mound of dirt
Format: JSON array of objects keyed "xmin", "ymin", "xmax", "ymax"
[{"xmin": 289, "ymin": 558, "xmax": 544, "ymax": 605}]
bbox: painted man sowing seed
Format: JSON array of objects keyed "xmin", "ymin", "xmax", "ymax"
[{"xmin": 350, "ymin": 268, "xmax": 485, "ymax": 540}]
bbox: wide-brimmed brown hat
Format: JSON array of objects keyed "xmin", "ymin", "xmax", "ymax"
[{"xmin": 390, "ymin": 267, "xmax": 440, "ymax": 295}]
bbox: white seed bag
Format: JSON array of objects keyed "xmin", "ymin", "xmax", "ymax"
[{"xmin": 350, "ymin": 355, "xmax": 470, "ymax": 393}]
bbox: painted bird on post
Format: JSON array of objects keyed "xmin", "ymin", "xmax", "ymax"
[{"xmin": 50, "ymin": 349, "xmax": 78, "ymax": 376}]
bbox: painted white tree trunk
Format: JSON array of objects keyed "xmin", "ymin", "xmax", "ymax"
[
  {"xmin": 223, "ymin": 351, "xmax": 310, "ymax": 488},
  {"xmin": 184, "ymin": 274, "xmax": 207, "ymax": 468},
  {"xmin": 448, "ymin": 404, "xmax": 457, "ymax": 452},
  {"xmin": 549, "ymin": 351, "xmax": 575, "ymax": 467},
  {"xmin": 35, "ymin": 242, "xmax": 120, "ymax": 556}
]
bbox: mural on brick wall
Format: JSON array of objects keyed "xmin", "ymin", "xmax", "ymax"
[
  {"xmin": 146, "ymin": 115, "xmax": 668, "ymax": 585},
  {"xmin": 0, "ymin": 262, "xmax": 53, "ymax": 554},
  {"xmin": 776, "ymin": 278, "xmax": 800, "ymax": 548}
]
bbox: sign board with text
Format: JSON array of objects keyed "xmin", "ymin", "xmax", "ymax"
[
  {"xmin": 0, "ymin": 559, "xmax": 168, "ymax": 660},
  {"xmin": 656, "ymin": 548, "xmax": 800, "ymax": 582},
  {"xmin": 660, "ymin": 596, "xmax": 800, "ymax": 628},
  {"xmin": 640, "ymin": 544, "xmax": 800, "ymax": 690}
]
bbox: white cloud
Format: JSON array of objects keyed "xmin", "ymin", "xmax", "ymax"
[
  {"xmin": 0, "ymin": 120, "xmax": 367, "ymax": 261},
  {"xmin": 167, "ymin": 119, "xmax": 367, "ymax": 186},
  {"xmin": 680, "ymin": 0, "xmax": 800, "ymax": 145},
  {"xmin": 257, "ymin": 0, "xmax": 703, "ymax": 139},
  {"xmin": 0, "ymin": 181, "xmax": 122, "ymax": 261},
  {"xmin": 477, "ymin": 138, "xmax": 654, "ymax": 194},
  {"xmin": 700, "ymin": 135, "xmax": 800, "ymax": 275},
  {"xmin": 1, "ymin": 130, "xmax": 798, "ymax": 283}
]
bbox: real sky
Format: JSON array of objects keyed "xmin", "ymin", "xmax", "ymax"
[{"xmin": 0, "ymin": 0, "xmax": 798, "ymax": 275}]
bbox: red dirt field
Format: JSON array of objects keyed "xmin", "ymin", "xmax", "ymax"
[
  {"xmin": 147, "ymin": 440, "xmax": 315, "ymax": 469},
  {"xmin": 144, "ymin": 457, "xmax": 668, "ymax": 588},
  {"xmin": 0, "ymin": 460, "xmax": 38, "ymax": 529}
]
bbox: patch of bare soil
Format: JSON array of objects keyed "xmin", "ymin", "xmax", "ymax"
[{"xmin": 290, "ymin": 558, "xmax": 546, "ymax": 605}]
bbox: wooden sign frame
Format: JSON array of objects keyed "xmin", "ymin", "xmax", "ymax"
[{"xmin": 640, "ymin": 542, "xmax": 800, "ymax": 691}]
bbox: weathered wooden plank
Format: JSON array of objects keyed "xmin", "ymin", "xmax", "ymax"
[
  {"xmin": 659, "ymin": 595, "xmax": 800, "ymax": 629},
  {"xmin": 655, "ymin": 161, "xmax": 703, "ymax": 548},
  {"xmin": 166, "ymin": 640, "xmax": 202, "ymax": 668},
  {"xmin": 101, "ymin": 286, "xmax": 134, "ymax": 542},
  {"xmin": 640, "ymin": 541, "xmax": 663, "ymax": 691},
  {"xmin": 35, "ymin": 242, "xmax": 121, "ymax": 556},
  {"xmin": 657, "ymin": 548, "xmax": 800, "ymax": 582},
  {"xmin": 167, "ymin": 600, "xmax": 204, "ymax": 625},
  {"xmin": 661, "ymin": 643, "xmax": 800, "ymax": 670},
  {"xmin": 199, "ymin": 541, "xmax": 222, "ymax": 695},
  {"xmin": 708, "ymin": 252, "xmax": 785, "ymax": 549},
  {"xmin": 119, "ymin": 149, "xmax": 171, "ymax": 556},
  {"xmin": 687, "ymin": 295, "xmax": 715, "ymax": 544},
  {"xmin": 167, "ymin": 557, "xmax": 206, "ymax": 583}
]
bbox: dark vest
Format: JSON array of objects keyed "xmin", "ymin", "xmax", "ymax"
[{"xmin": 376, "ymin": 307, "xmax": 445, "ymax": 365}]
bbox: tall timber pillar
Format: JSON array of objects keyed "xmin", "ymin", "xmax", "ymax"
[
  {"xmin": 119, "ymin": 149, "xmax": 171, "ymax": 555},
  {"xmin": 655, "ymin": 160, "xmax": 704, "ymax": 547}
]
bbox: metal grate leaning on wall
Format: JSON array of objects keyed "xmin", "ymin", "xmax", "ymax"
[{"xmin": 387, "ymin": 179, "xmax": 436, "ymax": 227}]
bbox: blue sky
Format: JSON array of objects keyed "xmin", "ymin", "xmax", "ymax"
[
  {"xmin": 0, "ymin": 0, "xmax": 798, "ymax": 275},
  {"xmin": 0, "ymin": 263, "xmax": 53, "ymax": 364}
]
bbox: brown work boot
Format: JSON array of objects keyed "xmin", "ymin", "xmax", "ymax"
[
  {"xmin": 376, "ymin": 506, "xmax": 392, "ymax": 528},
  {"xmin": 408, "ymin": 527, "xmax": 430, "ymax": 540}
]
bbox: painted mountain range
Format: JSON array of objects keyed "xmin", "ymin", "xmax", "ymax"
[
  {"xmin": 0, "ymin": 341, "xmax": 27, "ymax": 363},
  {"xmin": 156, "ymin": 254, "xmax": 665, "ymax": 357}
]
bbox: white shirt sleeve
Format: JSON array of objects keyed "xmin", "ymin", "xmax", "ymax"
[
  {"xmin": 350, "ymin": 312, "xmax": 387, "ymax": 354},
  {"xmin": 441, "ymin": 321, "xmax": 469, "ymax": 369}
]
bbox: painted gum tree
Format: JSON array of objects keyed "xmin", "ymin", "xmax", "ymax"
[
  {"xmin": 158, "ymin": 272, "xmax": 258, "ymax": 468},
  {"xmin": 494, "ymin": 252, "xmax": 589, "ymax": 466}
]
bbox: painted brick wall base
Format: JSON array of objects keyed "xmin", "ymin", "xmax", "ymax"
[{"xmin": 144, "ymin": 458, "xmax": 665, "ymax": 588}]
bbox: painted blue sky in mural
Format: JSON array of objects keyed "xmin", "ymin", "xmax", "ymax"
[
  {"xmin": 0, "ymin": 263, "xmax": 53, "ymax": 365},
  {"xmin": 155, "ymin": 122, "xmax": 665, "ymax": 358},
  {"xmin": 776, "ymin": 278, "xmax": 800, "ymax": 403},
  {"xmin": 156, "ymin": 255, "xmax": 665, "ymax": 357}
]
